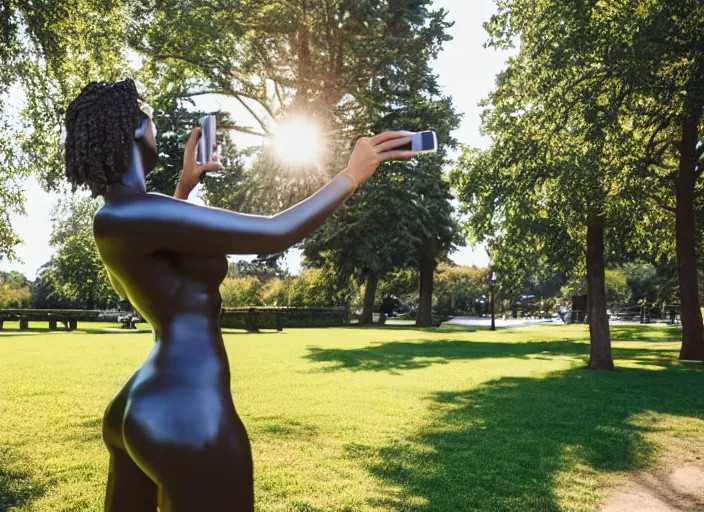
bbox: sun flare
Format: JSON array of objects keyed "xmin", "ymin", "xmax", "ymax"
[{"xmin": 271, "ymin": 117, "xmax": 323, "ymax": 166}]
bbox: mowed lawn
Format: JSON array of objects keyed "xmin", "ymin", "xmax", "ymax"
[{"xmin": 1, "ymin": 322, "xmax": 703, "ymax": 512}]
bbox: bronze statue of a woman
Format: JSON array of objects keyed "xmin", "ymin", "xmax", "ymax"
[{"xmin": 63, "ymin": 79, "xmax": 418, "ymax": 511}]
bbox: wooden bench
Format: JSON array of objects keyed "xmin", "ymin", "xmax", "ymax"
[{"xmin": 0, "ymin": 309, "xmax": 100, "ymax": 331}]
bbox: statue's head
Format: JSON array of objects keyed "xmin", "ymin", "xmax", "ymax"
[{"xmin": 64, "ymin": 78, "xmax": 157, "ymax": 196}]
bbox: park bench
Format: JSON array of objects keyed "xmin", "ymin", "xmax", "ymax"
[{"xmin": 0, "ymin": 309, "xmax": 100, "ymax": 331}]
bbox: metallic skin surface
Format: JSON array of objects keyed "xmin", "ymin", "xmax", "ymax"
[{"xmin": 95, "ymin": 119, "xmax": 354, "ymax": 511}]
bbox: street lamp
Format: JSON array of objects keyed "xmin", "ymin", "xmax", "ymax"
[{"xmin": 490, "ymin": 271, "xmax": 497, "ymax": 331}]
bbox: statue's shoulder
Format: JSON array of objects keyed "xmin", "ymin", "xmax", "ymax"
[
  {"xmin": 93, "ymin": 202, "xmax": 122, "ymax": 241},
  {"xmin": 94, "ymin": 192, "xmax": 186, "ymax": 238}
]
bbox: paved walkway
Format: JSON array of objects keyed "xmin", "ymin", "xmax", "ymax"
[{"xmin": 443, "ymin": 316, "xmax": 559, "ymax": 328}]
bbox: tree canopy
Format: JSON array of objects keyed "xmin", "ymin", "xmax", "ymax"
[
  {"xmin": 42, "ymin": 196, "xmax": 118, "ymax": 309},
  {"xmin": 130, "ymin": 0, "xmax": 453, "ymax": 208},
  {"xmin": 450, "ymin": 0, "xmax": 704, "ymax": 367},
  {"xmin": 0, "ymin": 0, "xmax": 132, "ymax": 258}
]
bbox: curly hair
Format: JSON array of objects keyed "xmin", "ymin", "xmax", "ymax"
[{"xmin": 64, "ymin": 79, "xmax": 145, "ymax": 196}]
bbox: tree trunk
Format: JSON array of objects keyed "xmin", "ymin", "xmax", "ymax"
[
  {"xmin": 586, "ymin": 219, "xmax": 614, "ymax": 370},
  {"xmin": 293, "ymin": 0, "xmax": 313, "ymax": 107},
  {"xmin": 416, "ymin": 256, "xmax": 436, "ymax": 327},
  {"xmin": 676, "ymin": 112, "xmax": 704, "ymax": 360},
  {"xmin": 360, "ymin": 274, "xmax": 378, "ymax": 325}
]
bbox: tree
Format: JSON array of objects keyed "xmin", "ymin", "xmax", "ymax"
[
  {"xmin": 226, "ymin": 259, "xmax": 289, "ymax": 281},
  {"xmin": 145, "ymin": 100, "xmax": 206, "ymax": 196},
  {"xmin": 286, "ymin": 267, "xmax": 343, "ymax": 308},
  {"xmin": 302, "ymin": 73, "xmax": 460, "ymax": 324},
  {"xmin": 403, "ymin": 100, "xmax": 461, "ymax": 327},
  {"xmin": 129, "ymin": 1, "xmax": 460, "ymax": 326},
  {"xmin": 145, "ymin": 95, "xmax": 253, "ymax": 206},
  {"xmin": 302, "ymin": 94, "xmax": 460, "ymax": 325},
  {"xmin": 303, "ymin": 161, "xmax": 419, "ymax": 323},
  {"xmin": 450, "ymin": 0, "xmax": 704, "ymax": 368},
  {"xmin": 377, "ymin": 267, "xmax": 419, "ymax": 311},
  {"xmin": 604, "ymin": 269, "xmax": 634, "ymax": 308},
  {"xmin": 130, "ymin": 0, "xmax": 453, "ymax": 207},
  {"xmin": 561, "ymin": 270, "xmax": 632, "ymax": 309},
  {"xmin": 480, "ymin": 0, "xmax": 704, "ymax": 360},
  {"xmin": 220, "ymin": 277, "xmax": 264, "ymax": 308},
  {"xmin": 433, "ymin": 264, "xmax": 489, "ymax": 315},
  {"xmin": 452, "ymin": 118, "xmax": 639, "ymax": 369},
  {"xmin": 0, "ymin": 1, "xmax": 131, "ymax": 258},
  {"xmin": 31, "ymin": 263, "xmax": 71, "ymax": 309},
  {"xmin": 620, "ymin": 262, "xmax": 679, "ymax": 304},
  {"xmin": 452, "ymin": 83, "xmax": 657, "ymax": 368},
  {"xmin": 0, "ymin": 271, "xmax": 32, "ymax": 308},
  {"xmin": 46, "ymin": 196, "xmax": 118, "ymax": 309}
]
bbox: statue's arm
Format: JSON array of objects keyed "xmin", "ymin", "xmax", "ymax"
[
  {"xmin": 98, "ymin": 131, "xmax": 418, "ymax": 256},
  {"xmin": 101, "ymin": 172, "xmax": 357, "ymax": 256}
]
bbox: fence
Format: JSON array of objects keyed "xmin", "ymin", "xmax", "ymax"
[
  {"xmin": 609, "ymin": 303, "xmax": 681, "ymax": 324},
  {"xmin": 562, "ymin": 303, "xmax": 682, "ymax": 325}
]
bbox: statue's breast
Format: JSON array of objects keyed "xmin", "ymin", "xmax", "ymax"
[{"xmin": 172, "ymin": 253, "xmax": 229, "ymax": 287}]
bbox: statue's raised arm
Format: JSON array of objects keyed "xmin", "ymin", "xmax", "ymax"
[{"xmin": 96, "ymin": 130, "xmax": 418, "ymax": 257}]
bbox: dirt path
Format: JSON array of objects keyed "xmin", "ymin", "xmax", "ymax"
[{"xmin": 601, "ymin": 452, "xmax": 704, "ymax": 511}]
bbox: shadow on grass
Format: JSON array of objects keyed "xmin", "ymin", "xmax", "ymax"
[
  {"xmin": 63, "ymin": 418, "xmax": 104, "ymax": 445},
  {"xmin": 0, "ymin": 330, "xmax": 47, "ymax": 337},
  {"xmin": 0, "ymin": 445, "xmax": 46, "ymax": 510},
  {"xmin": 611, "ymin": 325, "xmax": 682, "ymax": 342},
  {"xmin": 349, "ymin": 324, "xmax": 479, "ymax": 335},
  {"xmin": 0, "ymin": 326, "xmax": 141, "ymax": 336},
  {"xmin": 258, "ymin": 417, "xmax": 319, "ymax": 440},
  {"xmin": 0, "ymin": 326, "xmax": 286, "ymax": 337},
  {"xmin": 347, "ymin": 364, "xmax": 704, "ymax": 511},
  {"xmin": 306, "ymin": 337, "xmax": 683, "ymax": 374}
]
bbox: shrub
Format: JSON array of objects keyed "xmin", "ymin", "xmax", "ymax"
[
  {"xmin": 286, "ymin": 268, "xmax": 339, "ymax": 307},
  {"xmin": 261, "ymin": 278, "xmax": 290, "ymax": 306},
  {"xmin": 0, "ymin": 283, "xmax": 32, "ymax": 308},
  {"xmin": 220, "ymin": 277, "xmax": 263, "ymax": 307},
  {"xmin": 377, "ymin": 268, "xmax": 419, "ymax": 308},
  {"xmin": 604, "ymin": 269, "xmax": 631, "ymax": 307},
  {"xmin": 561, "ymin": 269, "xmax": 631, "ymax": 307}
]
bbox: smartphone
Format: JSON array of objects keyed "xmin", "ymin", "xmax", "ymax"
[
  {"xmin": 196, "ymin": 115, "xmax": 216, "ymax": 165},
  {"xmin": 399, "ymin": 131, "xmax": 438, "ymax": 152}
]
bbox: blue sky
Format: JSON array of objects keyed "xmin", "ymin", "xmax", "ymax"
[{"xmin": 1, "ymin": 0, "xmax": 513, "ymax": 278}]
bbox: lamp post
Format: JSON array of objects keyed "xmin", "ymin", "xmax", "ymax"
[{"xmin": 490, "ymin": 271, "xmax": 497, "ymax": 331}]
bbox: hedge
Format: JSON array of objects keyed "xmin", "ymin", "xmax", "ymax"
[{"xmin": 221, "ymin": 307, "xmax": 349, "ymax": 329}]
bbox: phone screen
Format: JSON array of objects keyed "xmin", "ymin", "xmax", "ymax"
[{"xmin": 419, "ymin": 131, "xmax": 437, "ymax": 151}]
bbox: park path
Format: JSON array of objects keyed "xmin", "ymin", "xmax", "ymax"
[
  {"xmin": 442, "ymin": 316, "xmax": 558, "ymax": 328},
  {"xmin": 601, "ymin": 455, "xmax": 704, "ymax": 511}
]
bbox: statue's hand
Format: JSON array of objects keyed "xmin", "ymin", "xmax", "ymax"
[
  {"xmin": 342, "ymin": 132, "xmax": 419, "ymax": 188},
  {"xmin": 175, "ymin": 127, "xmax": 224, "ymax": 200}
]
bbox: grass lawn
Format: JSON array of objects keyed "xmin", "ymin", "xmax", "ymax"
[{"xmin": 1, "ymin": 322, "xmax": 703, "ymax": 511}]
